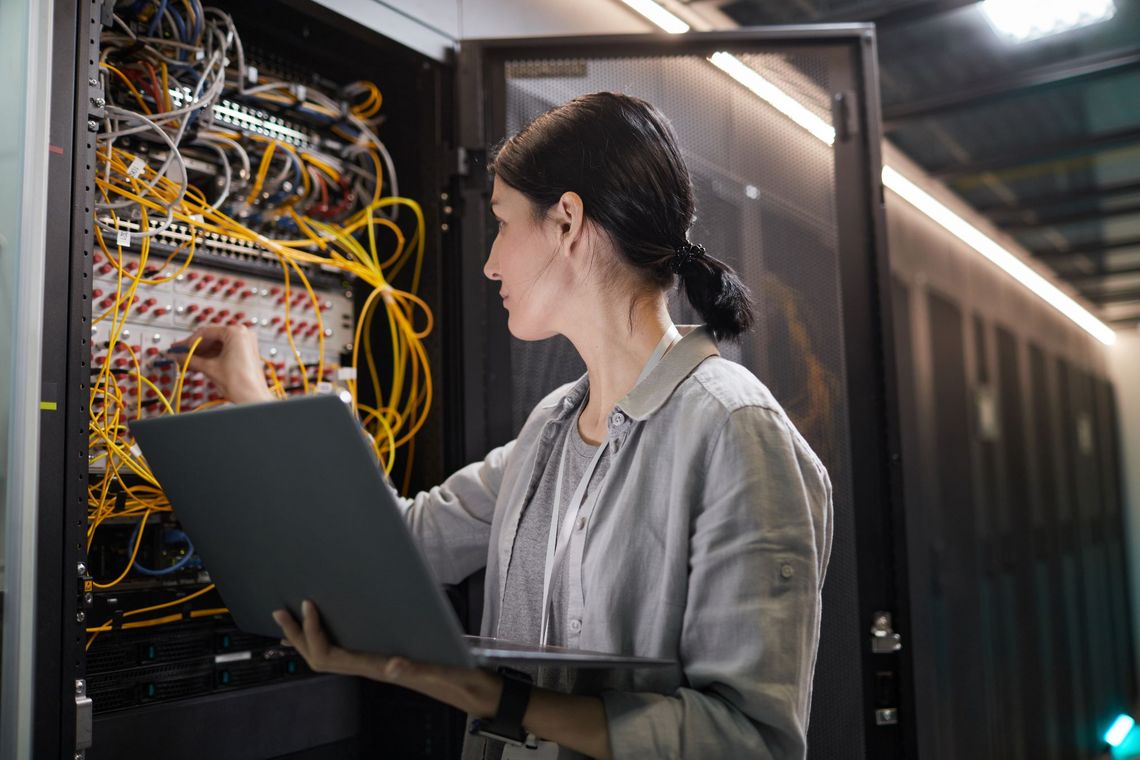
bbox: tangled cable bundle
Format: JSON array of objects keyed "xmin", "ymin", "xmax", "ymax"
[{"xmin": 86, "ymin": 0, "xmax": 433, "ymax": 646}]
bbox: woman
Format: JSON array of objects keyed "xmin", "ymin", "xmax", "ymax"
[{"xmin": 180, "ymin": 92, "xmax": 833, "ymax": 760}]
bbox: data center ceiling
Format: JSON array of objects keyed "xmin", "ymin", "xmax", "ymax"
[{"xmin": 715, "ymin": 0, "xmax": 1140, "ymax": 329}]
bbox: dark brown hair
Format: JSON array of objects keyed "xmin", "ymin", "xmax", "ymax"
[{"xmin": 490, "ymin": 92, "xmax": 754, "ymax": 341}]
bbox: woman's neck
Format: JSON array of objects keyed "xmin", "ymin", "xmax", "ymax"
[{"xmin": 562, "ymin": 293, "xmax": 674, "ymax": 444}]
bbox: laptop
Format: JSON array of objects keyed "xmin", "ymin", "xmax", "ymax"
[{"xmin": 128, "ymin": 394, "xmax": 673, "ymax": 670}]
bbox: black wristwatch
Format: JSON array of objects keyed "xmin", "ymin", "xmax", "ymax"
[{"xmin": 469, "ymin": 667, "xmax": 535, "ymax": 747}]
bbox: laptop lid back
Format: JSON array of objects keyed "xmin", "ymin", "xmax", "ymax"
[{"xmin": 130, "ymin": 395, "xmax": 475, "ymax": 669}]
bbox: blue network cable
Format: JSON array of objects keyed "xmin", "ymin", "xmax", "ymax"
[
  {"xmin": 129, "ymin": 522, "xmax": 197, "ymax": 577},
  {"xmin": 145, "ymin": 0, "xmax": 169, "ymax": 37}
]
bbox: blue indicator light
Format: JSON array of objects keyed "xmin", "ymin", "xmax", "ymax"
[{"xmin": 1106, "ymin": 714, "xmax": 1135, "ymax": 747}]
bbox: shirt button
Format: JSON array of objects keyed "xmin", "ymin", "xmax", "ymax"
[
  {"xmin": 569, "ymin": 619, "xmax": 582, "ymax": 633},
  {"xmin": 610, "ymin": 411, "xmax": 626, "ymax": 426},
  {"xmin": 577, "ymin": 516, "xmax": 587, "ymax": 531},
  {"xmin": 780, "ymin": 563, "xmax": 795, "ymax": 579}
]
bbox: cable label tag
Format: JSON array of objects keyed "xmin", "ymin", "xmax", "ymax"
[
  {"xmin": 126, "ymin": 157, "xmax": 146, "ymax": 178},
  {"xmin": 316, "ymin": 381, "xmax": 334, "ymax": 394},
  {"xmin": 117, "ymin": 230, "xmax": 132, "ymax": 248},
  {"xmin": 247, "ymin": 66, "xmax": 258, "ymax": 84},
  {"xmin": 336, "ymin": 367, "xmax": 356, "ymax": 381},
  {"xmin": 130, "ymin": 443, "xmax": 143, "ymax": 459}
]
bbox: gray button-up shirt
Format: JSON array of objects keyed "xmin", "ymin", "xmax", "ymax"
[{"xmin": 398, "ymin": 326, "xmax": 834, "ymax": 759}]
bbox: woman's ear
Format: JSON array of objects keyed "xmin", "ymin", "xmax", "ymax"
[{"xmin": 552, "ymin": 191, "xmax": 585, "ymax": 248}]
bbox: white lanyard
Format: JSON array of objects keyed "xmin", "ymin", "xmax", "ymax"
[{"xmin": 538, "ymin": 325, "xmax": 681, "ymax": 645}]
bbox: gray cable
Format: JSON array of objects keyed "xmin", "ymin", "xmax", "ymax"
[{"xmin": 95, "ymin": 107, "xmax": 187, "ymax": 238}]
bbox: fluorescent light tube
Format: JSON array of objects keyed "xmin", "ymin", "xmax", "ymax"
[
  {"xmin": 621, "ymin": 0, "xmax": 690, "ymax": 34},
  {"xmin": 883, "ymin": 166, "xmax": 1116, "ymax": 345},
  {"xmin": 708, "ymin": 52, "xmax": 836, "ymax": 145}
]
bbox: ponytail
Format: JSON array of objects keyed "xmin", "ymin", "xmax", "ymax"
[{"xmin": 674, "ymin": 248, "xmax": 754, "ymax": 341}]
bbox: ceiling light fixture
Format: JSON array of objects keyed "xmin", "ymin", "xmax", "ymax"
[
  {"xmin": 883, "ymin": 167, "xmax": 1116, "ymax": 345},
  {"xmin": 620, "ymin": 0, "xmax": 690, "ymax": 34},
  {"xmin": 981, "ymin": 0, "xmax": 1116, "ymax": 42}
]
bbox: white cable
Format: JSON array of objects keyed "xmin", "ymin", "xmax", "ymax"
[
  {"xmin": 188, "ymin": 138, "xmax": 232, "ymax": 210},
  {"xmin": 199, "ymin": 132, "xmax": 250, "ymax": 181}
]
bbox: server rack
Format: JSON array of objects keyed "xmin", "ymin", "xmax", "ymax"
[
  {"xmin": 888, "ymin": 273, "xmax": 1136, "ymax": 760},
  {"xmin": 26, "ymin": 4, "xmax": 911, "ymax": 758}
]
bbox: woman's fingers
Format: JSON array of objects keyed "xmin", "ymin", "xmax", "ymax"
[
  {"xmin": 272, "ymin": 608, "xmax": 308, "ymax": 660},
  {"xmin": 272, "ymin": 602, "xmax": 414, "ymax": 681},
  {"xmin": 271, "ymin": 602, "xmax": 491, "ymax": 713},
  {"xmin": 301, "ymin": 599, "xmax": 333, "ymax": 657},
  {"xmin": 274, "ymin": 601, "xmax": 356, "ymax": 675},
  {"xmin": 168, "ymin": 325, "xmax": 227, "ymax": 356},
  {"xmin": 168, "ymin": 328, "xmax": 226, "ymax": 376},
  {"xmin": 165, "ymin": 325, "xmax": 272, "ymax": 403}
]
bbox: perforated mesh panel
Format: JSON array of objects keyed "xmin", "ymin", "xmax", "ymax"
[{"xmin": 501, "ymin": 50, "xmax": 865, "ymax": 757}]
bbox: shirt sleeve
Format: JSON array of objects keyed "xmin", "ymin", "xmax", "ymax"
[
  {"xmin": 601, "ymin": 405, "xmax": 833, "ymax": 759},
  {"xmin": 389, "ymin": 440, "xmax": 516, "ymax": 585}
]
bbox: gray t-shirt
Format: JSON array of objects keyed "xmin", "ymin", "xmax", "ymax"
[
  {"xmin": 479, "ymin": 401, "xmax": 611, "ymax": 758},
  {"xmin": 497, "ymin": 403, "xmax": 611, "ymax": 649}
]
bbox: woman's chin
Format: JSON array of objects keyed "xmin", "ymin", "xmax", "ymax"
[{"xmin": 506, "ymin": 313, "xmax": 558, "ymax": 342}]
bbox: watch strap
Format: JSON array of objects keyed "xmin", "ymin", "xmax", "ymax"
[{"xmin": 469, "ymin": 667, "xmax": 534, "ymax": 746}]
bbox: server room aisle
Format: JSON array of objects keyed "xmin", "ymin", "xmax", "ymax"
[{"xmin": 2, "ymin": 0, "xmax": 1140, "ymax": 759}]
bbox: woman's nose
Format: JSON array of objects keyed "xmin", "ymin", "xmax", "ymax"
[{"xmin": 483, "ymin": 248, "xmax": 500, "ymax": 281}]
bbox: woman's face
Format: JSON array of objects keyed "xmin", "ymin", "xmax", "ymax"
[{"xmin": 483, "ymin": 177, "xmax": 568, "ymax": 341}]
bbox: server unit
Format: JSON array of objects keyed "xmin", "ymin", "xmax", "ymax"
[{"xmin": 30, "ymin": 3, "xmax": 908, "ymax": 758}]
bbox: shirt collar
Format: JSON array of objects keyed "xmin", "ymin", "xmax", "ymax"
[{"xmin": 543, "ymin": 325, "xmax": 719, "ymax": 423}]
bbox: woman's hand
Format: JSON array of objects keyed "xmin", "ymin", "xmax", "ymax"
[
  {"xmin": 168, "ymin": 325, "xmax": 274, "ymax": 404},
  {"xmin": 274, "ymin": 601, "xmax": 613, "ymax": 758},
  {"xmin": 272, "ymin": 600, "xmax": 504, "ymax": 717}
]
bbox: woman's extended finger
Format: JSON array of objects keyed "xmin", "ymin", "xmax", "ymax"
[
  {"xmin": 301, "ymin": 600, "xmax": 332, "ymax": 654},
  {"xmin": 272, "ymin": 608, "xmax": 308, "ymax": 660}
]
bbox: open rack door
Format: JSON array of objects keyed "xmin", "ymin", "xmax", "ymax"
[{"xmin": 455, "ymin": 28, "xmax": 910, "ymax": 760}]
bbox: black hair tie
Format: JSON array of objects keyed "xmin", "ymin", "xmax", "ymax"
[{"xmin": 670, "ymin": 242, "xmax": 706, "ymax": 274}]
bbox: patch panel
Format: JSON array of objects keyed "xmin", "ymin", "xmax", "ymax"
[
  {"xmin": 169, "ymin": 90, "xmax": 322, "ymax": 149},
  {"xmin": 91, "ymin": 250, "xmax": 353, "ymax": 417},
  {"xmin": 94, "ymin": 216, "xmax": 349, "ymax": 283}
]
